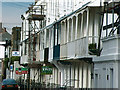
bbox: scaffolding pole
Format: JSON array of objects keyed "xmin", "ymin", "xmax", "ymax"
[{"xmin": 26, "ymin": 3, "xmax": 46, "ymax": 90}]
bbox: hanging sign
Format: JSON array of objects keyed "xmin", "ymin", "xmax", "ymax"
[
  {"xmin": 15, "ymin": 67, "xmax": 28, "ymax": 75},
  {"xmin": 12, "ymin": 51, "xmax": 20, "ymax": 56},
  {"xmin": 41, "ymin": 66, "xmax": 52, "ymax": 75}
]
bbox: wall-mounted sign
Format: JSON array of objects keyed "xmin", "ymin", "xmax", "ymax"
[
  {"xmin": 10, "ymin": 65, "xmax": 13, "ymax": 71},
  {"xmin": 41, "ymin": 66, "xmax": 52, "ymax": 75},
  {"xmin": 12, "ymin": 51, "xmax": 20, "ymax": 56},
  {"xmin": 15, "ymin": 67, "xmax": 28, "ymax": 75}
]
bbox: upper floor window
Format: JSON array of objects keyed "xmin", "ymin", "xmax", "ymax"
[
  {"xmin": 68, "ymin": 18, "xmax": 72, "ymax": 42},
  {"xmin": 77, "ymin": 14, "xmax": 82, "ymax": 38},
  {"xmin": 46, "ymin": 29, "xmax": 49, "ymax": 47},
  {"xmin": 72, "ymin": 16, "xmax": 76, "ymax": 41},
  {"xmin": 54, "ymin": 23, "xmax": 61, "ymax": 46},
  {"xmin": 82, "ymin": 11, "xmax": 87, "ymax": 37}
]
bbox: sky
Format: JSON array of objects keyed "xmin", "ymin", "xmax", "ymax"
[{"xmin": 0, "ymin": 0, "xmax": 34, "ymax": 34}]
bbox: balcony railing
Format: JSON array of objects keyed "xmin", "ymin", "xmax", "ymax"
[
  {"xmin": 60, "ymin": 36, "xmax": 99, "ymax": 60},
  {"xmin": 21, "ymin": 36, "xmax": 100, "ymax": 63}
]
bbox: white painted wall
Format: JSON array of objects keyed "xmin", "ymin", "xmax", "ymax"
[
  {"xmin": 94, "ymin": 35, "xmax": 120, "ymax": 88},
  {"xmin": 0, "ymin": 46, "xmax": 5, "ymax": 59},
  {"xmin": 0, "ymin": 42, "xmax": 5, "ymax": 59},
  {"xmin": 94, "ymin": 61, "xmax": 118, "ymax": 88},
  {"xmin": 34, "ymin": 0, "xmax": 102, "ymax": 26},
  {"xmin": 20, "ymin": 0, "xmax": 105, "ymax": 88},
  {"xmin": 21, "ymin": 0, "xmax": 101, "ymax": 63},
  {"xmin": 53, "ymin": 61, "xmax": 92, "ymax": 88},
  {"xmin": 13, "ymin": 61, "xmax": 21, "ymax": 80}
]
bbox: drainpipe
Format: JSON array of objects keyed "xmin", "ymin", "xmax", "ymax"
[{"xmin": 98, "ymin": 0, "xmax": 104, "ymax": 56}]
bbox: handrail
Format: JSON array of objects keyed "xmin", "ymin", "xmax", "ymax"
[{"xmin": 60, "ymin": 36, "xmax": 99, "ymax": 46}]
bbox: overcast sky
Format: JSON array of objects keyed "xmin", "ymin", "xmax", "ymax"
[{"xmin": 0, "ymin": 0, "xmax": 34, "ymax": 34}]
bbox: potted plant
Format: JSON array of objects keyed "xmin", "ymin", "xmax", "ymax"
[{"xmin": 88, "ymin": 43, "xmax": 99, "ymax": 55}]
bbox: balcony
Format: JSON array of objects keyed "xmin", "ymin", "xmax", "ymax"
[{"xmin": 60, "ymin": 36, "xmax": 99, "ymax": 60}]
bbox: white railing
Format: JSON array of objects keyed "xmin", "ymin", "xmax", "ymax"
[
  {"xmin": 60, "ymin": 36, "xmax": 99, "ymax": 59},
  {"xmin": 21, "ymin": 36, "xmax": 99, "ymax": 63}
]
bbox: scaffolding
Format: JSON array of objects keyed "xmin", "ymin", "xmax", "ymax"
[
  {"xmin": 27, "ymin": 3, "xmax": 46, "ymax": 65},
  {"xmin": 26, "ymin": 3, "xmax": 46, "ymax": 90}
]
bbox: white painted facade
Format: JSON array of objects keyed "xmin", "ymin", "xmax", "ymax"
[
  {"xmin": 93, "ymin": 0, "xmax": 120, "ymax": 89},
  {"xmin": 20, "ymin": 0, "xmax": 108, "ymax": 88},
  {"xmin": 0, "ymin": 45, "xmax": 5, "ymax": 59},
  {"xmin": 13, "ymin": 61, "xmax": 21, "ymax": 80},
  {"xmin": 55, "ymin": 6, "xmax": 100, "ymax": 88},
  {"xmin": 0, "ymin": 41, "xmax": 5, "ymax": 80},
  {"xmin": 94, "ymin": 35, "xmax": 120, "ymax": 88}
]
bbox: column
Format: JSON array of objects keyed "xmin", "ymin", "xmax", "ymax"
[
  {"xmin": 61, "ymin": 70, "xmax": 64, "ymax": 86},
  {"xmin": 55, "ymin": 68, "xmax": 58, "ymax": 85},
  {"xmin": 83, "ymin": 62, "xmax": 88, "ymax": 88},
  {"xmin": 58, "ymin": 71, "xmax": 61, "ymax": 86},
  {"xmin": 75, "ymin": 63, "xmax": 79, "ymax": 88},
  {"xmin": 86, "ymin": 9, "xmax": 90, "ymax": 55},
  {"xmin": 79, "ymin": 62, "xmax": 82, "ymax": 88},
  {"xmin": 64, "ymin": 68, "xmax": 67, "ymax": 86},
  {"xmin": 88, "ymin": 64, "xmax": 92, "ymax": 88},
  {"xmin": 67, "ymin": 66, "xmax": 70, "ymax": 86},
  {"xmin": 71, "ymin": 65, "xmax": 75, "ymax": 87},
  {"xmin": 52, "ymin": 68, "xmax": 55, "ymax": 84}
]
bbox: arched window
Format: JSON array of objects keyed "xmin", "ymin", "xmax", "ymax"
[
  {"xmin": 72, "ymin": 16, "xmax": 76, "ymax": 41},
  {"xmin": 69, "ymin": 18, "xmax": 72, "ymax": 42},
  {"xmin": 82, "ymin": 11, "xmax": 87, "ymax": 37},
  {"xmin": 77, "ymin": 13, "xmax": 82, "ymax": 38}
]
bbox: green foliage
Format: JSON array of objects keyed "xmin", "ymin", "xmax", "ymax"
[
  {"xmin": 88, "ymin": 43, "xmax": 96, "ymax": 50},
  {"xmin": 10, "ymin": 56, "xmax": 20, "ymax": 64},
  {"xmin": 4, "ymin": 56, "xmax": 20, "ymax": 68},
  {"xmin": 88, "ymin": 43, "xmax": 99, "ymax": 55},
  {"xmin": 4, "ymin": 58, "xmax": 9, "ymax": 68}
]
